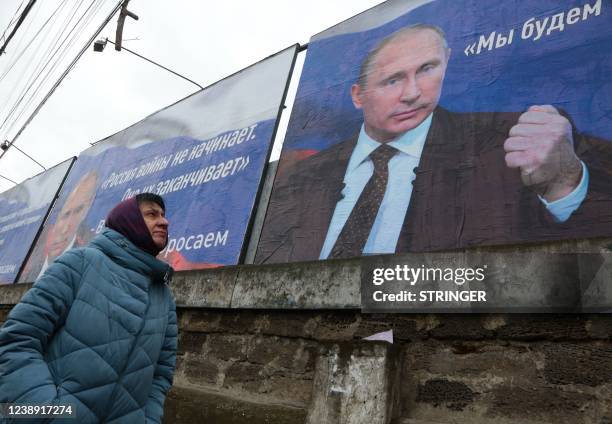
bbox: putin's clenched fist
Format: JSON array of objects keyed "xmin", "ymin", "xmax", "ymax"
[{"xmin": 504, "ymin": 105, "xmax": 583, "ymax": 202}]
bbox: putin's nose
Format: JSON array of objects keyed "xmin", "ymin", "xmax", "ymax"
[{"xmin": 399, "ymin": 77, "xmax": 421, "ymax": 104}]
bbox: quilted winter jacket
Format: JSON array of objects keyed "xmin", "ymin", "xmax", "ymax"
[{"xmin": 0, "ymin": 228, "xmax": 177, "ymax": 423}]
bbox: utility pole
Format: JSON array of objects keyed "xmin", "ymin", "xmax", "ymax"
[{"xmin": 115, "ymin": 0, "xmax": 138, "ymax": 51}]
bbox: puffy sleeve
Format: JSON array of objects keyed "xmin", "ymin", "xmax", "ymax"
[{"xmin": 0, "ymin": 249, "xmax": 83, "ymax": 405}]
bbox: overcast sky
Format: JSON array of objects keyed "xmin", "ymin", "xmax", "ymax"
[{"xmin": 0, "ymin": 0, "xmax": 384, "ymax": 193}]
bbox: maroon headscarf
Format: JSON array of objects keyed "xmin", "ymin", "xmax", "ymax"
[{"xmin": 105, "ymin": 197, "xmax": 161, "ymax": 256}]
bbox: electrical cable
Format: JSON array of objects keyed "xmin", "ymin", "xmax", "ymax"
[
  {"xmin": 0, "ymin": 0, "xmax": 124, "ymax": 165},
  {"xmin": 3, "ymin": 1, "xmax": 108, "ymax": 142},
  {"xmin": 10, "ymin": 142, "xmax": 45, "ymax": 170},
  {"xmin": 1, "ymin": 0, "xmax": 91, "ymax": 134},
  {"xmin": 0, "ymin": 0, "xmax": 38, "ymax": 56},
  {"xmin": 0, "ymin": 1, "xmax": 26, "ymax": 45},
  {"xmin": 106, "ymin": 39, "xmax": 204, "ymax": 90},
  {"xmin": 0, "ymin": 0, "xmax": 106, "ymax": 132},
  {"xmin": 5, "ymin": 0, "xmax": 41, "ymax": 60},
  {"xmin": 0, "ymin": 1, "xmax": 67, "ymax": 86},
  {"xmin": 0, "ymin": 0, "xmax": 66, "ymax": 125},
  {"xmin": 1, "ymin": 0, "xmax": 105, "ymax": 137},
  {"xmin": 0, "ymin": 173, "xmax": 18, "ymax": 185},
  {"xmin": 23, "ymin": 0, "xmax": 87, "ymax": 91}
]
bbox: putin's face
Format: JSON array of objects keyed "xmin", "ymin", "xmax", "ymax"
[
  {"xmin": 351, "ymin": 29, "xmax": 450, "ymax": 143},
  {"xmin": 48, "ymin": 173, "xmax": 97, "ymax": 260}
]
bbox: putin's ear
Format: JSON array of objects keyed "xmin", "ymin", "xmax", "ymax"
[{"xmin": 351, "ymin": 83, "xmax": 363, "ymax": 110}]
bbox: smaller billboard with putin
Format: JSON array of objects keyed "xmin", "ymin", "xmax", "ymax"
[
  {"xmin": 0, "ymin": 159, "xmax": 73, "ymax": 284},
  {"xmin": 20, "ymin": 46, "xmax": 297, "ymax": 282},
  {"xmin": 255, "ymin": 0, "xmax": 612, "ymax": 264}
]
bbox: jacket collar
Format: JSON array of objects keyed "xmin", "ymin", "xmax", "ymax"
[{"xmin": 89, "ymin": 228, "xmax": 173, "ymax": 284}]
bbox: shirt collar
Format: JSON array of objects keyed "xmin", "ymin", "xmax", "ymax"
[{"xmin": 347, "ymin": 113, "xmax": 433, "ymax": 173}]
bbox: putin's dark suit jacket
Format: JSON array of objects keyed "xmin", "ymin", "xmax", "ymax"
[{"xmin": 255, "ymin": 107, "xmax": 612, "ymax": 264}]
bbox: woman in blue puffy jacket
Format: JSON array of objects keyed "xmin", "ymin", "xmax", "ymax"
[{"xmin": 0, "ymin": 193, "xmax": 177, "ymax": 423}]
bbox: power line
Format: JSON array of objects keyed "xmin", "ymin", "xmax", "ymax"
[
  {"xmin": 22, "ymin": 0, "xmax": 89, "ymax": 95},
  {"xmin": 0, "ymin": 0, "xmax": 38, "ymax": 56},
  {"xmin": 2, "ymin": 0, "xmax": 105, "ymax": 137},
  {"xmin": 0, "ymin": 173, "xmax": 18, "ymax": 185},
  {"xmin": 0, "ymin": 1, "xmax": 67, "ymax": 87},
  {"xmin": 0, "ymin": 0, "xmax": 124, "ymax": 164},
  {"xmin": 1, "ymin": 0, "xmax": 107, "ymax": 136},
  {"xmin": 0, "ymin": 1, "xmax": 26, "ymax": 45},
  {"xmin": 0, "ymin": 1, "xmax": 75, "ymax": 134},
  {"xmin": 10, "ymin": 143, "xmax": 45, "ymax": 170},
  {"xmin": 105, "ymin": 38, "xmax": 204, "ymax": 89},
  {"xmin": 3, "ymin": 0, "xmax": 41, "ymax": 66}
]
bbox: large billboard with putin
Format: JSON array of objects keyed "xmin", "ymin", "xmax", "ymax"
[
  {"xmin": 19, "ymin": 46, "xmax": 297, "ymax": 281},
  {"xmin": 0, "ymin": 159, "xmax": 73, "ymax": 284},
  {"xmin": 255, "ymin": 0, "xmax": 612, "ymax": 264}
]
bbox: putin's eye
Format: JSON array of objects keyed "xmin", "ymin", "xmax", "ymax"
[
  {"xmin": 419, "ymin": 62, "xmax": 439, "ymax": 74},
  {"xmin": 383, "ymin": 75, "xmax": 403, "ymax": 87}
]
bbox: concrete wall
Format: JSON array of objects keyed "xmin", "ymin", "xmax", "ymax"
[
  {"xmin": 2, "ymin": 242, "xmax": 612, "ymax": 423},
  {"xmin": 167, "ymin": 308, "xmax": 612, "ymax": 424},
  {"xmin": 4, "ymin": 304, "xmax": 608, "ymax": 423}
]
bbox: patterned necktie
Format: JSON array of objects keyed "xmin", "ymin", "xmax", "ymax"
[{"xmin": 329, "ymin": 144, "xmax": 398, "ymax": 259}]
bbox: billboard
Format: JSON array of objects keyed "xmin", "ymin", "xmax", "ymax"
[
  {"xmin": 256, "ymin": 0, "xmax": 612, "ymax": 264},
  {"xmin": 0, "ymin": 159, "xmax": 73, "ymax": 284},
  {"xmin": 20, "ymin": 46, "xmax": 297, "ymax": 282}
]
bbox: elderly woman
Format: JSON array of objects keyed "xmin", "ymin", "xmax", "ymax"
[{"xmin": 0, "ymin": 193, "xmax": 176, "ymax": 423}]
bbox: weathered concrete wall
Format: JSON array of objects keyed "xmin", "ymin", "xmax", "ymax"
[
  {"xmin": 2, "ymin": 243, "xmax": 612, "ymax": 423},
  {"xmin": 0, "ymin": 305, "xmax": 10, "ymax": 326},
  {"xmin": 1, "ymin": 303, "xmax": 611, "ymax": 423},
  {"xmin": 167, "ymin": 309, "xmax": 612, "ymax": 424}
]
